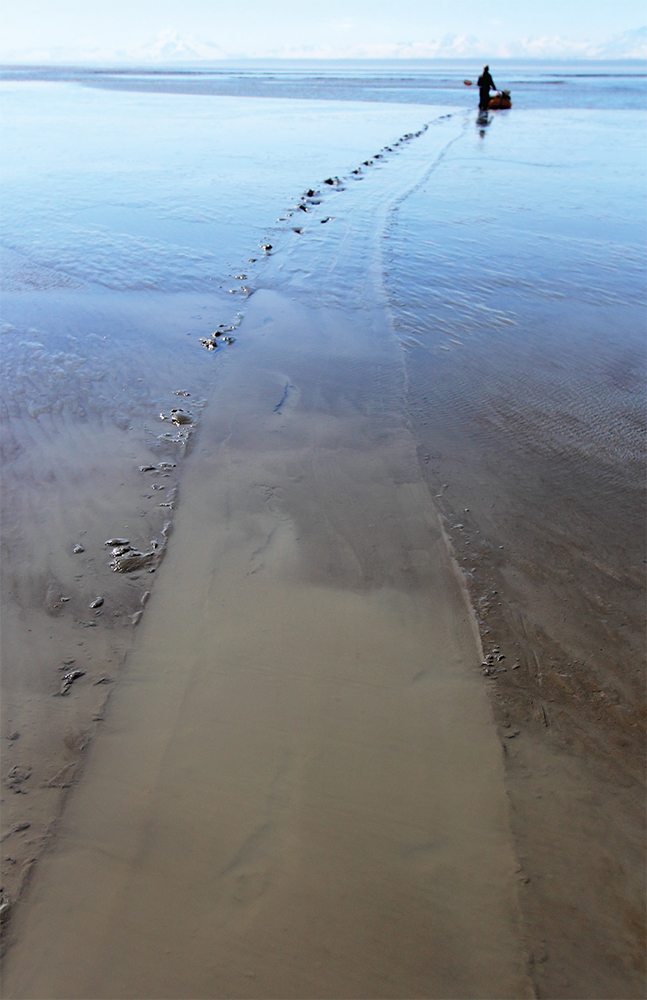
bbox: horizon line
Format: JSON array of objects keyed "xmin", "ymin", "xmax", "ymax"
[{"xmin": 2, "ymin": 55, "xmax": 646, "ymax": 67}]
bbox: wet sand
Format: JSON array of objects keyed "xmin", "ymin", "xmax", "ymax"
[
  {"xmin": 384, "ymin": 109, "xmax": 646, "ymax": 998},
  {"xmin": 0, "ymin": 287, "xmax": 224, "ymax": 923},
  {"xmin": 2, "ymin": 292, "xmax": 533, "ymax": 998},
  {"xmin": 1, "ymin": 84, "xmax": 644, "ymax": 998}
]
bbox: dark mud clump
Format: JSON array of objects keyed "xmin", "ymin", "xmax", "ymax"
[{"xmin": 107, "ymin": 521, "xmax": 172, "ymax": 573}]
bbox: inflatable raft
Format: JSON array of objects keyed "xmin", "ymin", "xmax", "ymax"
[{"xmin": 488, "ymin": 90, "xmax": 512, "ymax": 109}]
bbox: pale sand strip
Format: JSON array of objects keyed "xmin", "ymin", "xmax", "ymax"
[{"xmin": 3, "ymin": 293, "xmax": 533, "ymax": 999}]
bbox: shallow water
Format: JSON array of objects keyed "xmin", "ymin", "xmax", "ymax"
[
  {"xmin": 5, "ymin": 59, "xmax": 646, "ymax": 110},
  {"xmin": 1, "ymin": 63, "xmax": 645, "ymax": 998},
  {"xmin": 0, "ymin": 81, "xmax": 454, "ymax": 292}
]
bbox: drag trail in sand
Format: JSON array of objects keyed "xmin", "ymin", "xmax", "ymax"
[{"xmin": 2, "ymin": 290, "xmax": 533, "ymax": 998}]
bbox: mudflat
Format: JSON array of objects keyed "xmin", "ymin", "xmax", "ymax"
[
  {"xmin": 2, "ymin": 294, "xmax": 533, "ymax": 999},
  {"xmin": 1, "ymin": 67, "xmax": 645, "ymax": 1000}
]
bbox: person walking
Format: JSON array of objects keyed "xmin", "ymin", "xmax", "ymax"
[{"xmin": 478, "ymin": 65, "xmax": 496, "ymax": 110}]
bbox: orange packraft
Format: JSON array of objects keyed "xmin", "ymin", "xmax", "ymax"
[{"xmin": 488, "ymin": 90, "xmax": 512, "ymax": 109}]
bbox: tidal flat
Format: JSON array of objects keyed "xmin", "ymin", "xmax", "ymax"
[{"xmin": 1, "ymin": 62, "xmax": 645, "ymax": 998}]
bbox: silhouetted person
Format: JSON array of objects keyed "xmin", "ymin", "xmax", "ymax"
[{"xmin": 478, "ymin": 65, "xmax": 495, "ymax": 110}]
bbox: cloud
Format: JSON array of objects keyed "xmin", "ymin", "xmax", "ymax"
[
  {"xmin": 514, "ymin": 25, "xmax": 647, "ymax": 59},
  {"xmin": 329, "ymin": 17, "xmax": 356, "ymax": 33},
  {"xmin": 596, "ymin": 25, "xmax": 647, "ymax": 58},
  {"xmin": 0, "ymin": 29, "xmax": 227, "ymax": 65},
  {"xmin": 239, "ymin": 30, "xmax": 647, "ymax": 60},
  {"xmin": 263, "ymin": 36, "xmax": 483, "ymax": 60},
  {"xmin": 2, "ymin": 25, "xmax": 645, "ymax": 64},
  {"xmin": 517, "ymin": 35, "xmax": 596, "ymax": 58}
]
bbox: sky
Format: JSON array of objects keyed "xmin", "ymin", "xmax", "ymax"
[{"xmin": 0, "ymin": 0, "xmax": 645, "ymax": 64}]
